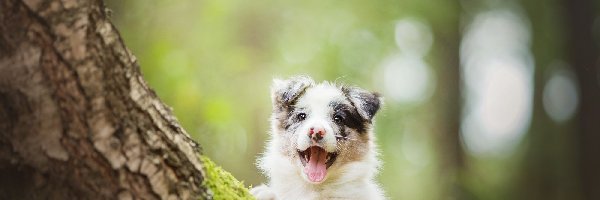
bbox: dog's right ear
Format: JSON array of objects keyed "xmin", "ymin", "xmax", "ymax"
[{"xmin": 271, "ymin": 76, "xmax": 314, "ymax": 110}]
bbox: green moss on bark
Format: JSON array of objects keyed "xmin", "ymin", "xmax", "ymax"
[{"xmin": 200, "ymin": 156, "xmax": 255, "ymax": 200}]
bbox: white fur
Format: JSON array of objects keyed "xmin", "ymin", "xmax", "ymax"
[
  {"xmin": 252, "ymin": 82, "xmax": 385, "ymax": 200},
  {"xmin": 254, "ymin": 142, "xmax": 384, "ymax": 200}
]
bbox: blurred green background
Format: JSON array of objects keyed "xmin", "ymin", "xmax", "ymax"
[{"xmin": 105, "ymin": 0, "xmax": 599, "ymax": 199}]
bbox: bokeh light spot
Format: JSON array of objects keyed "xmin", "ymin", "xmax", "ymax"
[
  {"xmin": 460, "ymin": 9, "xmax": 534, "ymax": 156},
  {"xmin": 543, "ymin": 65, "xmax": 579, "ymax": 123},
  {"xmin": 395, "ymin": 18, "xmax": 433, "ymax": 56},
  {"xmin": 380, "ymin": 18, "xmax": 435, "ymax": 104},
  {"xmin": 381, "ymin": 54, "xmax": 435, "ymax": 104}
]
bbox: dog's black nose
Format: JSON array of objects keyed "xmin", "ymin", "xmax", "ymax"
[{"xmin": 309, "ymin": 127, "xmax": 325, "ymax": 142}]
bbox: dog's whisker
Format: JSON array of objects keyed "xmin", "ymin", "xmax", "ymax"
[{"xmin": 334, "ymin": 134, "xmax": 349, "ymax": 140}]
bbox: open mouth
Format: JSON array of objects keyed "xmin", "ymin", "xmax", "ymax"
[{"xmin": 298, "ymin": 146, "xmax": 338, "ymax": 183}]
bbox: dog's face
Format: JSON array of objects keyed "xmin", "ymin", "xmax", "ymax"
[{"xmin": 270, "ymin": 76, "xmax": 381, "ymax": 184}]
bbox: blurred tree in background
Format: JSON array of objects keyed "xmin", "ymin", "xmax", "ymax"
[{"xmin": 105, "ymin": 0, "xmax": 599, "ymax": 199}]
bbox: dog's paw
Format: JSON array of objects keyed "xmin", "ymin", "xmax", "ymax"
[{"xmin": 250, "ymin": 184, "xmax": 277, "ymax": 200}]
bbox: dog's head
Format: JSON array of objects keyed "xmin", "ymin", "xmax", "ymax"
[{"xmin": 270, "ymin": 76, "xmax": 382, "ymax": 183}]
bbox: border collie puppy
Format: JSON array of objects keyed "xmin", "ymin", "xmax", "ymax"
[{"xmin": 251, "ymin": 76, "xmax": 385, "ymax": 200}]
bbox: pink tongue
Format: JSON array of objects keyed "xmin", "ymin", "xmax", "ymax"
[{"xmin": 304, "ymin": 147, "xmax": 328, "ymax": 182}]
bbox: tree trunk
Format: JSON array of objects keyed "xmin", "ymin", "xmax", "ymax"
[
  {"xmin": 0, "ymin": 0, "xmax": 245, "ymax": 199},
  {"xmin": 564, "ymin": 0, "xmax": 600, "ymax": 199},
  {"xmin": 430, "ymin": 2, "xmax": 463, "ymax": 199}
]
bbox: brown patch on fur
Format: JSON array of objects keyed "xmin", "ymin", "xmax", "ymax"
[{"xmin": 333, "ymin": 126, "xmax": 373, "ymax": 165}]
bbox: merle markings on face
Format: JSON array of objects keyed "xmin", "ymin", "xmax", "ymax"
[{"xmin": 270, "ymin": 76, "xmax": 382, "ymax": 183}]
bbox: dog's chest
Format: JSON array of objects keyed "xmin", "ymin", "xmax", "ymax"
[{"xmin": 273, "ymin": 180, "xmax": 380, "ymax": 200}]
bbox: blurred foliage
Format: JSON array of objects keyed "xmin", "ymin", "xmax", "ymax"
[{"xmin": 104, "ymin": 0, "xmax": 591, "ymax": 199}]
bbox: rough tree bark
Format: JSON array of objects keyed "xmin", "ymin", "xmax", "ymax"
[{"xmin": 0, "ymin": 0, "xmax": 250, "ymax": 199}]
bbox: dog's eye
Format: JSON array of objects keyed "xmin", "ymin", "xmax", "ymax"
[
  {"xmin": 333, "ymin": 115, "xmax": 344, "ymax": 123},
  {"xmin": 297, "ymin": 113, "xmax": 307, "ymax": 121}
]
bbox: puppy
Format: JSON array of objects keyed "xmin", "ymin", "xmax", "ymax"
[{"xmin": 251, "ymin": 76, "xmax": 385, "ymax": 200}]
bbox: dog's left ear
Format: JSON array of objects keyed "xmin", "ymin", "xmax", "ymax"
[{"xmin": 343, "ymin": 87, "xmax": 382, "ymax": 122}]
